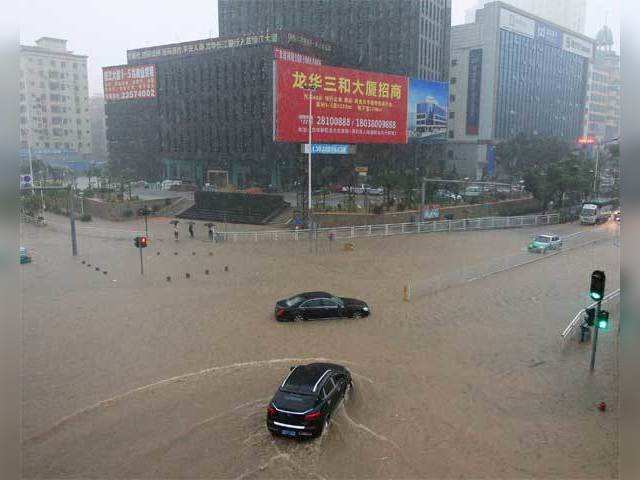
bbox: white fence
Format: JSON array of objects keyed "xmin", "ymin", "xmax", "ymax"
[
  {"xmin": 561, "ymin": 288, "xmax": 621, "ymax": 340},
  {"xmin": 36, "ymin": 213, "xmax": 559, "ymax": 243},
  {"xmin": 216, "ymin": 214, "xmax": 560, "ymax": 243}
]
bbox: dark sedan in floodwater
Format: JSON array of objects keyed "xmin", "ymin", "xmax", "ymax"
[
  {"xmin": 267, "ymin": 363, "xmax": 352, "ymax": 438},
  {"xmin": 274, "ymin": 291, "xmax": 370, "ymax": 321}
]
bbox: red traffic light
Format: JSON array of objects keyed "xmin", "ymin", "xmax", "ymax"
[{"xmin": 134, "ymin": 236, "xmax": 149, "ymax": 248}]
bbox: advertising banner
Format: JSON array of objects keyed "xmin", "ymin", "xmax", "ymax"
[
  {"xmin": 103, "ymin": 64, "xmax": 156, "ymax": 102},
  {"xmin": 274, "ymin": 60, "xmax": 408, "ymax": 144},
  {"xmin": 466, "ymin": 49, "xmax": 483, "ymax": 135},
  {"xmin": 536, "ymin": 23, "xmax": 562, "ymax": 48},
  {"xmin": 407, "ymin": 78, "xmax": 449, "ymax": 143},
  {"xmin": 274, "ymin": 60, "xmax": 448, "ymax": 145},
  {"xmin": 422, "ymin": 204, "xmax": 440, "ymax": 220},
  {"xmin": 273, "ymin": 47, "xmax": 321, "ymax": 65}
]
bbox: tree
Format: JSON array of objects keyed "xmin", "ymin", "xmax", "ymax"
[{"xmin": 495, "ymin": 134, "xmax": 571, "ymax": 177}]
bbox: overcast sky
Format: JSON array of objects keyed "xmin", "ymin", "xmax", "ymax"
[{"xmin": 17, "ymin": 0, "xmax": 619, "ymax": 96}]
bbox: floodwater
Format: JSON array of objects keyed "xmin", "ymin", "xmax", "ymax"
[{"xmin": 20, "ymin": 216, "xmax": 619, "ymax": 478}]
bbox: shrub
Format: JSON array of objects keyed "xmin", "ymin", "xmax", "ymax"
[
  {"xmin": 80, "ymin": 213, "xmax": 92, "ymax": 222},
  {"xmin": 372, "ymin": 205, "xmax": 383, "ymax": 215}
]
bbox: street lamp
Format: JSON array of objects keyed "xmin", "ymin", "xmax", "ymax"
[{"xmin": 305, "ymin": 87, "xmax": 318, "ymax": 225}]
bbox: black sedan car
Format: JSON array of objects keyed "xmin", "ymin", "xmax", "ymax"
[
  {"xmin": 274, "ymin": 291, "xmax": 370, "ymax": 321},
  {"xmin": 266, "ymin": 363, "xmax": 352, "ymax": 438}
]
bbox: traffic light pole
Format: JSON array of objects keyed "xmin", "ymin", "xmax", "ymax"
[
  {"xmin": 589, "ymin": 300, "xmax": 601, "ymax": 370},
  {"xmin": 139, "ymin": 245, "xmax": 144, "ymax": 276}
]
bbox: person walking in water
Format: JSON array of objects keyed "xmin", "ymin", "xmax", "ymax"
[
  {"xmin": 174, "ymin": 224, "xmax": 179, "ymax": 241},
  {"xmin": 208, "ymin": 224, "xmax": 214, "ymax": 242},
  {"xmin": 188, "ymin": 222, "xmax": 194, "ymax": 238}
]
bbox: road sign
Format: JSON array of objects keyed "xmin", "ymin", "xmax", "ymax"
[
  {"xmin": 301, "ymin": 144, "xmax": 353, "ymax": 155},
  {"xmin": 20, "ymin": 174, "xmax": 33, "ymax": 189}
]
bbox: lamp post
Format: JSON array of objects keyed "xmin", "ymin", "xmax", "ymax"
[{"xmin": 306, "ymin": 87, "xmax": 314, "ymax": 224}]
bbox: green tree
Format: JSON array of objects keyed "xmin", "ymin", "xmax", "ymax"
[{"xmin": 495, "ymin": 134, "xmax": 571, "ymax": 176}]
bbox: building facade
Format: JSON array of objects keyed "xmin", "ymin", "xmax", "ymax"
[
  {"xmin": 448, "ymin": 2, "xmax": 594, "ymax": 178},
  {"xmin": 89, "ymin": 96, "xmax": 108, "ymax": 162},
  {"xmin": 464, "ymin": 0, "xmax": 586, "ymax": 34},
  {"xmin": 584, "ymin": 25, "xmax": 620, "ymax": 142},
  {"xmin": 218, "ymin": 0, "xmax": 451, "ymax": 81},
  {"xmin": 19, "ymin": 37, "xmax": 92, "ymax": 166},
  {"xmin": 105, "ymin": 32, "xmax": 338, "ymax": 187}
]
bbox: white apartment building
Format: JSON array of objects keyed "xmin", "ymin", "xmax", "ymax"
[
  {"xmin": 465, "ymin": 0, "xmax": 587, "ymax": 34},
  {"xmin": 19, "ymin": 37, "xmax": 92, "ymax": 161}
]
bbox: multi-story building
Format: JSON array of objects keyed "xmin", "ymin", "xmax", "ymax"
[
  {"xmin": 218, "ymin": 0, "xmax": 451, "ymax": 81},
  {"xmin": 448, "ymin": 1, "xmax": 594, "ymax": 178},
  {"xmin": 89, "ymin": 96, "xmax": 108, "ymax": 162},
  {"xmin": 464, "ymin": 0, "xmax": 587, "ymax": 34},
  {"xmin": 584, "ymin": 25, "xmax": 620, "ymax": 142},
  {"xmin": 19, "ymin": 37, "xmax": 92, "ymax": 165},
  {"xmin": 105, "ymin": 32, "xmax": 337, "ymax": 187}
]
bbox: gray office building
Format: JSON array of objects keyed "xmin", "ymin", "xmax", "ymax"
[
  {"xmin": 219, "ymin": 0, "xmax": 451, "ymax": 81},
  {"xmin": 447, "ymin": 1, "xmax": 594, "ymax": 179}
]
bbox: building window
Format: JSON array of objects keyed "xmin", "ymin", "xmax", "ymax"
[
  {"xmin": 450, "ymin": 77, "xmax": 457, "ymax": 84},
  {"xmin": 451, "ymin": 58, "xmax": 458, "ymax": 66},
  {"xmin": 450, "ymin": 94, "xmax": 455, "ymax": 102},
  {"xmin": 449, "ymin": 111, "xmax": 455, "ymax": 119},
  {"xmin": 449, "ymin": 130, "xmax": 454, "ymax": 138}
]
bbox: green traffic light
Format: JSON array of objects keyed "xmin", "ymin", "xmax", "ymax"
[
  {"xmin": 598, "ymin": 320, "xmax": 608, "ymax": 329},
  {"xmin": 590, "ymin": 292, "xmax": 602, "ymax": 301}
]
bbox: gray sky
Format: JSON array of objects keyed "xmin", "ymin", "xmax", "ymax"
[{"xmin": 18, "ymin": 0, "xmax": 619, "ymax": 96}]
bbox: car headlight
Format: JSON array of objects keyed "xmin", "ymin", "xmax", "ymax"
[{"xmin": 362, "ymin": 306, "xmax": 369, "ymax": 311}]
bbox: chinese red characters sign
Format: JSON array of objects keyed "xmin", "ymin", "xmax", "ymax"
[
  {"xmin": 103, "ymin": 64, "xmax": 157, "ymax": 102},
  {"xmin": 274, "ymin": 60, "xmax": 409, "ymax": 144}
]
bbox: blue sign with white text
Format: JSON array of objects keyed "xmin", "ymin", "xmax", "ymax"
[
  {"xmin": 536, "ymin": 23, "xmax": 562, "ymax": 48},
  {"xmin": 305, "ymin": 144, "xmax": 350, "ymax": 154}
]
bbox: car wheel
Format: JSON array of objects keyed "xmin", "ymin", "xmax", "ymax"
[
  {"xmin": 352, "ymin": 311, "xmax": 362, "ymax": 319},
  {"xmin": 294, "ymin": 313, "xmax": 304, "ymax": 322}
]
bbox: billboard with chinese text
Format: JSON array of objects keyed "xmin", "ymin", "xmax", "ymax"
[
  {"xmin": 103, "ymin": 64, "xmax": 156, "ymax": 102},
  {"xmin": 273, "ymin": 60, "xmax": 448, "ymax": 144}
]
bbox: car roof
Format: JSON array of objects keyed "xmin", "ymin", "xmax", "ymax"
[
  {"xmin": 280, "ymin": 363, "xmax": 347, "ymax": 394},
  {"xmin": 298, "ymin": 291, "xmax": 334, "ymax": 300}
]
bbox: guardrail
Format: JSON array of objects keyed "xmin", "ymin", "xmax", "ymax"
[
  {"xmin": 561, "ymin": 288, "xmax": 621, "ymax": 340},
  {"xmin": 33, "ymin": 213, "xmax": 560, "ymax": 243},
  {"xmin": 217, "ymin": 214, "xmax": 559, "ymax": 243}
]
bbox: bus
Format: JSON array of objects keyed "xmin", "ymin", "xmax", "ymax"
[{"xmin": 579, "ymin": 199, "xmax": 617, "ymax": 225}]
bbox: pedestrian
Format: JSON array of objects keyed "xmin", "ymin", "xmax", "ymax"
[
  {"xmin": 188, "ymin": 222, "xmax": 194, "ymax": 238},
  {"xmin": 208, "ymin": 224, "xmax": 214, "ymax": 242},
  {"xmin": 174, "ymin": 224, "xmax": 179, "ymax": 241}
]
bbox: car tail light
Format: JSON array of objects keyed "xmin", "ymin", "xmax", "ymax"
[
  {"xmin": 304, "ymin": 411, "xmax": 322, "ymax": 422},
  {"xmin": 276, "ymin": 308, "xmax": 285, "ymax": 317},
  {"xmin": 267, "ymin": 405, "xmax": 276, "ymax": 417}
]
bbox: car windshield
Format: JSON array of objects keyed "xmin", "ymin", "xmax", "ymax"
[
  {"xmin": 534, "ymin": 236, "xmax": 551, "ymax": 243},
  {"xmin": 285, "ymin": 296, "xmax": 304, "ymax": 307}
]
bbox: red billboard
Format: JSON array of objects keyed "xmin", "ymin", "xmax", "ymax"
[
  {"xmin": 103, "ymin": 64, "xmax": 157, "ymax": 102},
  {"xmin": 274, "ymin": 60, "xmax": 408, "ymax": 144}
]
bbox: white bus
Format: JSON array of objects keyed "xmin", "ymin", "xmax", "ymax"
[{"xmin": 579, "ymin": 199, "xmax": 616, "ymax": 225}]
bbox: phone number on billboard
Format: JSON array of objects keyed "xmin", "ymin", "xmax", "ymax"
[
  {"xmin": 106, "ymin": 89, "xmax": 156, "ymax": 100},
  {"xmin": 313, "ymin": 116, "xmax": 397, "ymax": 129}
]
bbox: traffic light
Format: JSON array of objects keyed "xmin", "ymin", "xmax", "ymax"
[
  {"xmin": 584, "ymin": 307, "xmax": 596, "ymax": 327},
  {"xmin": 134, "ymin": 236, "xmax": 148, "ymax": 248},
  {"xmin": 590, "ymin": 270, "xmax": 606, "ymax": 301},
  {"xmin": 597, "ymin": 310, "xmax": 610, "ymax": 330}
]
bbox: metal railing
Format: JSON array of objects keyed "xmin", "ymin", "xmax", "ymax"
[
  {"xmin": 217, "ymin": 214, "xmax": 560, "ymax": 243},
  {"xmin": 561, "ymin": 289, "xmax": 621, "ymax": 339}
]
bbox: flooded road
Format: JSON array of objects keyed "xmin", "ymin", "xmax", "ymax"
[{"xmin": 20, "ymin": 218, "xmax": 619, "ymax": 478}]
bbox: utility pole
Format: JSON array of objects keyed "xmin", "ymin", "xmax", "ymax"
[
  {"xmin": 421, "ymin": 177, "xmax": 426, "ymax": 221},
  {"xmin": 68, "ymin": 185, "xmax": 78, "ymax": 256},
  {"xmin": 307, "ymin": 87, "xmax": 313, "ymax": 226},
  {"xmin": 590, "ymin": 300, "xmax": 601, "ymax": 370}
]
